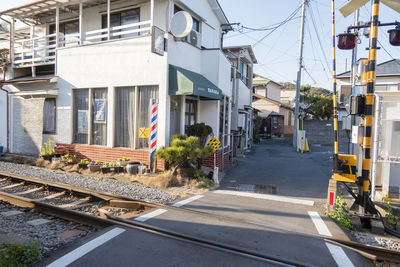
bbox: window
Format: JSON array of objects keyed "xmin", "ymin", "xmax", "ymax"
[
  {"xmin": 273, "ymin": 116, "xmax": 278, "ymax": 126},
  {"xmin": 73, "ymin": 89, "xmax": 89, "ymax": 144},
  {"xmin": 101, "ymin": 8, "xmax": 140, "ymax": 39},
  {"xmin": 73, "ymin": 88, "xmax": 107, "ymax": 145},
  {"xmin": 49, "ymin": 20, "xmax": 79, "ymax": 47},
  {"xmin": 114, "ymin": 85, "xmax": 159, "ymax": 149},
  {"xmin": 185, "ymin": 99, "xmax": 197, "ymax": 131},
  {"xmin": 43, "ymin": 98, "xmax": 56, "ymax": 134},
  {"xmin": 91, "ymin": 88, "xmax": 107, "ymax": 146}
]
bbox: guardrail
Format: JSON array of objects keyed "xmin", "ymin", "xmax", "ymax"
[{"xmin": 12, "ymin": 20, "xmax": 152, "ymax": 68}]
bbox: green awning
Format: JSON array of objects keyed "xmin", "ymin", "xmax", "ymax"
[{"xmin": 169, "ymin": 64, "xmax": 222, "ymax": 100}]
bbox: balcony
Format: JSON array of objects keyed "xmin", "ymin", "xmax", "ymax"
[
  {"xmin": 1, "ymin": 0, "xmax": 155, "ymax": 69},
  {"xmin": 13, "ymin": 20, "xmax": 151, "ymax": 68}
]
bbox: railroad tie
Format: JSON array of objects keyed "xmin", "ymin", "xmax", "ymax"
[
  {"xmin": 35, "ymin": 191, "xmax": 65, "ymax": 201},
  {"xmin": 1, "ymin": 182, "xmax": 24, "ymax": 190},
  {"xmin": 15, "ymin": 187, "xmax": 43, "ymax": 195},
  {"xmin": 59, "ymin": 198, "xmax": 90, "ymax": 208}
]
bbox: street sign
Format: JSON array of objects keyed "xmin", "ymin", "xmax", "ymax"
[
  {"xmin": 207, "ymin": 137, "xmax": 221, "ymax": 152},
  {"xmin": 139, "ymin": 128, "xmax": 150, "ymax": 138}
]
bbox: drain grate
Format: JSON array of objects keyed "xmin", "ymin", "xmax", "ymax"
[{"xmin": 237, "ymin": 184, "xmax": 276, "ymax": 194}]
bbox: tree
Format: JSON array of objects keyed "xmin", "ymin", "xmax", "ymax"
[
  {"xmin": 301, "ymin": 85, "xmax": 333, "ymax": 120},
  {"xmin": 186, "ymin": 123, "xmax": 213, "ymax": 147},
  {"xmin": 156, "ymin": 134, "xmax": 213, "ymax": 174},
  {"xmin": 0, "ymin": 49, "xmax": 8, "ymax": 64}
]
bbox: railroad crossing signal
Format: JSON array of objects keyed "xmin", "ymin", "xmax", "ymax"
[
  {"xmin": 339, "ymin": 0, "xmax": 400, "ymax": 17},
  {"xmin": 207, "ymin": 137, "xmax": 221, "ymax": 152}
]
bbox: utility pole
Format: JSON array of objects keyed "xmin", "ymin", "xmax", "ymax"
[{"xmin": 293, "ymin": 0, "xmax": 308, "ymax": 148}]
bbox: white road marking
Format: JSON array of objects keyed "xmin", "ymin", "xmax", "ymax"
[
  {"xmin": 134, "ymin": 209, "xmax": 167, "ymax": 222},
  {"xmin": 47, "ymin": 227, "xmax": 125, "ymax": 267},
  {"xmin": 307, "ymin": 211, "xmax": 332, "ymax": 237},
  {"xmin": 214, "ymin": 190, "xmax": 314, "ymax": 206},
  {"xmin": 326, "ymin": 243, "xmax": 355, "ymax": 267},
  {"xmin": 172, "ymin": 195, "xmax": 203, "ymax": 207},
  {"xmin": 15, "ymin": 187, "xmax": 42, "ymax": 195},
  {"xmin": 134, "ymin": 195, "xmax": 204, "ymax": 222},
  {"xmin": 35, "ymin": 192, "xmax": 65, "ymax": 201},
  {"xmin": 59, "ymin": 199, "xmax": 89, "ymax": 208},
  {"xmin": 308, "ymin": 211, "xmax": 355, "ymax": 267}
]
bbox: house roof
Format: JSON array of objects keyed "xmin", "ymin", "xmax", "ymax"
[
  {"xmin": 223, "ymin": 45, "xmax": 258, "ymax": 64},
  {"xmin": 337, "ymin": 59, "xmax": 400, "ymax": 78},
  {"xmin": 253, "ymin": 93, "xmax": 293, "ymax": 111},
  {"xmin": 252, "ymin": 73, "xmax": 282, "ymax": 87},
  {"xmin": 207, "ymin": 0, "xmax": 230, "ymax": 26}
]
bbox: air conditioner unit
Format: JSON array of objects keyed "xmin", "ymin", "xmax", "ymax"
[{"xmin": 186, "ymin": 30, "xmax": 201, "ymax": 48}]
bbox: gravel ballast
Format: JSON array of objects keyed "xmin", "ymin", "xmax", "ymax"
[{"xmin": 0, "ymin": 161, "xmax": 178, "ymax": 204}]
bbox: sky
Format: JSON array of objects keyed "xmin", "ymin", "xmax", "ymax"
[{"xmin": 2, "ymin": 0, "xmax": 400, "ymax": 90}]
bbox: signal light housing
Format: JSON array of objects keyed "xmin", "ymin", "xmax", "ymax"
[
  {"xmin": 388, "ymin": 28, "xmax": 400, "ymax": 46},
  {"xmin": 337, "ymin": 33, "xmax": 357, "ymax": 50}
]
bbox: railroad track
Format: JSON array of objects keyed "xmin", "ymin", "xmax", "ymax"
[{"xmin": 0, "ymin": 171, "xmax": 399, "ymax": 266}]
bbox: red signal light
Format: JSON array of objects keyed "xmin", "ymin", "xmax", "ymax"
[
  {"xmin": 388, "ymin": 29, "xmax": 400, "ymax": 46},
  {"xmin": 337, "ymin": 33, "xmax": 357, "ymax": 50}
]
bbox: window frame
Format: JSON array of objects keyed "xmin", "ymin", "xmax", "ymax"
[{"xmin": 72, "ymin": 88, "xmax": 108, "ymax": 146}]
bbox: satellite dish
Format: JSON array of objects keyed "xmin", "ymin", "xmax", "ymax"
[{"xmin": 170, "ymin": 11, "xmax": 193, "ymax": 38}]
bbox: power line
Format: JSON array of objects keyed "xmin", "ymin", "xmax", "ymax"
[{"xmin": 253, "ymin": 4, "xmax": 303, "ymax": 47}]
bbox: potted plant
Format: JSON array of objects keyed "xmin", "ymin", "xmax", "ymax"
[
  {"xmin": 66, "ymin": 158, "xmax": 80, "ymax": 165},
  {"xmin": 78, "ymin": 159, "xmax": 90, "ymax": 169},
  {"xmin": 40, "ymin": 138, "xmax": 56, "ymax": 161},
  {"xmin": 101, "ymin": 162, "xmax": 112, "ymax": 174},
  {"xmin": 88, "ymin": 161, "xmax": 102, "ymax": 172},
  {"xmin": 117, "ymin": 157, "xmax": 130, "ymax": 167},
  {"xmin": 126, "ymin": 161, "xmax": 141, "ymax": 175}
]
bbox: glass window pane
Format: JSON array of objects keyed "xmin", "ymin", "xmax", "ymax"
[
  {"xmin": 73, "ymin": 89, "xmax": 89, "ymax": 144},
  {"xmin": 137, "ymin": 86, "xmax": 159, "ymax": 149},
  {"xmin": 43, "ymin": 98, "xmax": 56, "ymax": 133},
  {"xmin": 91, "ymin": 88, "xmax": 107, "ymax": 146},
  {"xmin": 115, "ymin": 87, "xmax": 136, "ymax": 147}
]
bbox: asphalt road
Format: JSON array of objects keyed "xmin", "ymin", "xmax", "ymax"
[
  {"xmin": 221, "ymin": 138, "xmax": 334, "ymax": 199},
  {"xmin": 38, "ymin": 139, "xmax": 373, "ymax": 267}
]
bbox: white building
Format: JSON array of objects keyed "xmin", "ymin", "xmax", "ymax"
[
  {"xmin": 0, "ymin": 0, "xmax": 236, "ymax": 169},
  {"xmin": 222, "ymin": 45, "xmax": 257, "ymax": 155},
  {"xmin": 337, "ymin": 59, "xmax": 400, "ymax": 199}
]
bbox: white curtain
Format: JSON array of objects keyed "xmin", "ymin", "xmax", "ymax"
[{"xmin": 115, "ymin": 87, "xmax": 135, "ymax": 147}]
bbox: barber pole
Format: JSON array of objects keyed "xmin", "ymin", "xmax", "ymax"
[{"xmin": 149, "ymin": 100, "xmax": 158, "ymax": 171}]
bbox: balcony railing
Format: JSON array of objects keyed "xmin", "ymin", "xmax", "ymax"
[{"xmin": 12, "ymin": 20, "xmax": 151, "ymax": 68}]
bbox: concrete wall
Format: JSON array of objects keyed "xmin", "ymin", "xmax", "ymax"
[
  {"xmin": 252, "ymin": 98, "xmax": 279, "ymax": 118},
  {"xmin": 10, "ymin": 97, "xmax": 45, "ymax": 155},
  {"xmin": 237, "ymin": 80, "xmax": 251, "ymax": 110},
  {"xmin": 280, "ymin": 89, "xmax": 296, "ymax": 105},
  {"xmin": 302, "ymin": 120, "xmax": 350, "ymax": 150}
]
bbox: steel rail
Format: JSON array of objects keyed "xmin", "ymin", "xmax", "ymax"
[{"xmin": 0, "ymin": 171, "xmax": 399, "ymax": 264}]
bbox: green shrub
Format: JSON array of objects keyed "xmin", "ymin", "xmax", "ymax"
[
  {"xmin": 186, "ymin": 123, "xmax": 213, "ymax": 147},
  {"xmin": 0, "ymin": 241, "xmax": 41, "ymax": 267},
  {"xmin": 385, "ymin": 200, "xmax": 399, "ymax": 225},
  {"xmin": 157, "ymin": 135, "xmax": 213, "ymax": 168},
  {"xmin": 329, "ymin": 194, "xmax": 353, "ymax": 230},
  {"xmin": 183, "ymin": 167, "xmax": 206, "ymax": 179}
]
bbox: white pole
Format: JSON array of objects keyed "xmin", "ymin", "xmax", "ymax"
[
  {"xmin": 107, "ymin": 0, "xmax": 110, "ymax": 40},
  {"xmin": 371, "ymin": 94, "xmax": 381, "ymax": 201},
  {"xmin": 10, "ymin": 18, "xmax": 15, "ymax": 67},
  {"xmin": 55, "ymin": 6, "xmax": 59, "ymax": 48},
  {"xmin": 30, "ymin": 25, "xmax": 36, "ymax": 77},
  {"xmin": 150, "ymin": 0, "xmax": 154, "ymax": 28},
  {"xmin": 79, "ymin": 2, "xmax": 83, "ymax": 44},
  {"xmin": 293, "ymin": 0, "xmax": 308, "ymax": 148},
  {"xmin": 349, "ymin": 9, "xmax": 359, "ymax": 155}
]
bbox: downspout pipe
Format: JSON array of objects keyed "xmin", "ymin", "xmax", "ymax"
[
  {"xmin": 0, "ymin": 65, "xmax": 9, "ymax": 153},
  {"xmin": 371, "ymin": 94, "xmax": 381, "ymax": 201}
]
